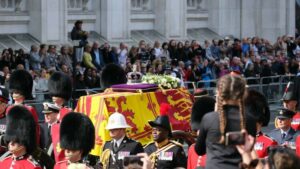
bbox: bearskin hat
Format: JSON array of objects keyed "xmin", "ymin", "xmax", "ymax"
[
  {"xmin": 5, "ymin": 106, "xmax": 36, "ymax": 154},
  {"xmin": 48, "ymin": 72, "xmax": 72, "ymax": 101},
  {"xmin": 244, "ymin": 90, "xmax": 270, "ymax": 127},
  {"xmin": 101, "ymin": 63, "xmax": 127, "ymax": 89},
  {"xmin": 60, "ymin": 112, "xmax": 95, "ymax": 157},
  {"xmin": 191, "ymin": 96, "xmax": 215, "ymax": 130},
  {"xmin": 9, "ymin": 70, "xmax": 33, "ymax": 100}
]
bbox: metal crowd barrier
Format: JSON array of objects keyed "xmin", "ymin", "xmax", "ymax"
[{"xmin": 192, "ymin": 75, "xmax": 297, "ymax": 103}]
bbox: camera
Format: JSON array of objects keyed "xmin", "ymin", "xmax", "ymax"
[
  {"xmin": 225, "ymin": 131, "xmax": 245, "ymax": 146},
  {"xmin": 123, "ymin": 155, "xmax": 143, "ymax": 169}
]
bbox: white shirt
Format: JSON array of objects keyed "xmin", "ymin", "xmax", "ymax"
[
  {"xmin": 280, "ymin": 128, "xmax": 290, "ymax": 137},
  {"xmin": 113, "ymin": 135, "xmax": 125, "ymax": 147}
]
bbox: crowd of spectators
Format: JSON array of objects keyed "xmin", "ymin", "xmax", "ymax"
[{"xmin": 0, "ymin": 33, "xmax": 300, "ymax": 99}]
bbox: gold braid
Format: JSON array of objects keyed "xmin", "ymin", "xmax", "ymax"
[
  {"xmin": 218, "ymin": 79, "xmax": 226, "ymax": 144},
  {"xmin": 238, "ymin": 98, "xmax": 246, "ymax": 130}
]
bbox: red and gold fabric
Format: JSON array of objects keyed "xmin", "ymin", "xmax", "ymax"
[{"xmin": 75, "ymin": 88, "xmax": 193, "ymax": 156}]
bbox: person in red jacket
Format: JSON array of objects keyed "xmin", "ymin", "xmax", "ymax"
[
  {"xmin": 0, "ymin": 106, "xmax": 42, "ymax": 169},
  {"xmin": 47, "ymin": 72, "xmax": 73, "ymax": 163},
  {"xmin": 54, "ymin": 112, "xmax": 95, "ymax": 169},
  {"xmin": 281, "ymin": 81, "xmax": 300, "ymax": 131},
  {"xmin": 188, "ymin": 96, "xmax": 215, "ymax": 169}
]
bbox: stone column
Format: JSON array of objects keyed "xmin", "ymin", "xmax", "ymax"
[
  {"xmin": 154, "ymin": 0, "xmax": 187, "ymax": 40},
  {"xmin": 100, "ymin": 0, "xmax": 131, "ymax": 42},
  {"xmin": 286, "ymin": 0, "xmax": 295, "ymax": 36},
  {"xmin": 207, "ymin": 0, "xmax": 241, "ymax": 38},
  {"xmin": 29, "ymin": 0, "xmax": 68, "ymax": 44}
]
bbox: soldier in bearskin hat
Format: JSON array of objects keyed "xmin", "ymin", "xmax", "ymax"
[
  {"xmin": 144, "ymin": 103, "xmax": 187, "ymax": 169},
  {"xmin": 245, "ymin": 90, "xmax": 277, "ymax": 158},
  {"xmin": 48, "ymin": 71, "xmax": 73, "ymax": 121},
  {"xmin": 47, "ymin": 72, "xmax": 73, "ymax": 163},
  {"xmin": 54, "ymin": 112, "xmax": 95, "ymax": 169},
  {"xmin": 0, "ymin": 87, "xmax": 9, "ymax": 156},
  {"xmin": 7, "ymin": 70, "xmax": 40, "ymax": 147},
  {"xmin": 0, "ymin": 106, "xmax": 42, "ymax": 169},
  {"xmin": 187, "ymin": 96, "xmax": 215, "ymax": 169},
  {"xmin": 7, "ymin": 70, "xmax": 39, "ymax": 124},
  {"xmin": 101, "ymin": 63, "xmax": 127, "ymax": 89}
]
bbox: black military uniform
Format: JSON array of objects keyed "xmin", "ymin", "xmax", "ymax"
[
  {"xmin": 144, "ymin": 103, "xmax": 187, "ymax": 169},
  {"xmin": 102, "ymin": 136, "xmax": 144, "ymax": 169},
  {"xmin": 144, "ymin": 140, "xmax": 187, "ymax": 169},
  {"xmin": 39, "ymin": 103, "xmax": 60, "ymax": 152}
]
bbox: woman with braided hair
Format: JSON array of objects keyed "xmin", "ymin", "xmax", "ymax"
[{"xmin": 194, "ymin": 74, "xmax": 248, "ymax": 169}]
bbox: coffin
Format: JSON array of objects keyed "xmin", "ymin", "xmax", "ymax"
[{"xmin": 75, "ymin": 87, "xmax": 193, "ymax": 156}]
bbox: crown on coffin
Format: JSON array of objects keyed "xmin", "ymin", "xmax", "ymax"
[{"xmin": 127, "ymin": 64, "xmax": 143, "ymax": 84}]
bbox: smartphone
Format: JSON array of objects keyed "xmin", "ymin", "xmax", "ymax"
[
  {"xmin": 123, "ymin": 155, "xmax": 143, "ymax": 168},
  {"xmin": 225, "ymin": 131, "xmax": 246, "ymax": 146}
]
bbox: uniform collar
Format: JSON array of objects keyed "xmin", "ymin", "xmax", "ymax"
[
  {"xmin": 155, "ymin": 139, "xmax": 169, "ymax": 149},
  {"xmin": 13, "ymin": 154, "xmax": 27, "ymax": 161},
  {"xmin": 256, "ymin": 131, "xmax": 263, "ymax": 137},
  {"xmin": 280, "ymin": 128, "xmax": 291, "ymax": 135}
]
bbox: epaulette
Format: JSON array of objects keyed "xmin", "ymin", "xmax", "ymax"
[
  {"xmin": 170, "ymin": 140, "xmax": 183, "ymax": 147},
  {"xmin": 263, "ymin": 133, "xmax": 277, "ymax": 142},
  {"xmin": 143, "ymin": 141, "xmax": 155, "ymax": 148},
  {"xmin": 27, "ymin": 156, "xmax": 41, "ymax": 167}
]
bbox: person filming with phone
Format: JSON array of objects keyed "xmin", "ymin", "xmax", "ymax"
[{"xmin": 195, "ymin": 74, "xmax": 251, "ymax": 169}]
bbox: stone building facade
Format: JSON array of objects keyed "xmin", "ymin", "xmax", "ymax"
[{"xmin": 0, "ymin": 0, "xmax": 295, "ymax": 44}]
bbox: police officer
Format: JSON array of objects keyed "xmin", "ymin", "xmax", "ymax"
[
  {"xmin": 100, "ymin": 112, "xmax": 144, "ymax": 169},
  {"xmin": 0, "ymin": 87, "xmax": 9, "ymax": 156},
  {"xmin": 268, "ymin": 108, "xmax": 300, "ymax": 148},
  {"xmin": 244, "ymin": 90, "xmax": 278, "ymax": 158},
  {"xmin": 54, "ymin": 112, "xmax": 95, "ymax": 169},
  {"xmin": 0, "ymin": 106, "xmax": 42, "ymax": 169},
  {"xmin": 281, "ymin": 82, "xmax": 300, "ymax": 130},
  {"xmin": 144, "ymin": 103, "xmax": 187, "ymax": 169},
  {"xmin": 39, "ymin": 102, "xmax": 60, "ymax": 152}
]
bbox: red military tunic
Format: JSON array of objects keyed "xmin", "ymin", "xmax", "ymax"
[
  {"xmin": 51, "ymin": 107, "xmax": 72, "ymax": 162},
  {"xmin": 254, "ymin": 132, "xmax": 278, "ymax": 158},
  {"xmin": 54, "ymin": 160, "xmax": 91, "ymax": 169},
  {"xmin": 0, "ymin": 154, "xmax": 42, "ymax": 169},
  {"xmin": 291, "ymin": 112, "xmax": 300, "ymax": 131},
  {"xmin": 296, "ymin": 135, "xmax": 300, "ymax": 157},
  {"xmin": 187, "ymin": 143, "xmax": 206, "ymax": 169}
]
